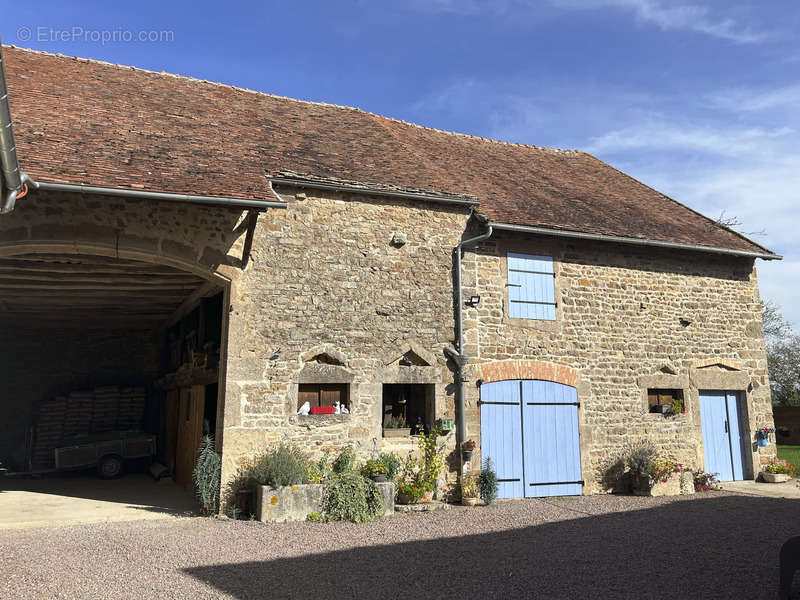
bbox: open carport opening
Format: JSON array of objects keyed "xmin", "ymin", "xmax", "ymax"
[{"xmin": 0, "ymin": 253, "xmax": 227, "ymax": 502}]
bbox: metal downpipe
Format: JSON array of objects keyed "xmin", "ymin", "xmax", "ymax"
[
  {"xmin": 0, "ymin": 37, "xmax": 24, "ymax": 214},
  {"xmin": 448, "ymin": 224, "xmax": 493, "ymax": 445}
]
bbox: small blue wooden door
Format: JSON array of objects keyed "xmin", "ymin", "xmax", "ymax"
[
  {"xmin": 480, "ymin": 380, "xmax": 582, "ymax": 499},
  {"xmin": 480, "ymin": 381, "xmax": 524, "ymax": 499},
  {"xmin": 522, "ymin": 381, "xmax": 582, "ymax": 497},
  {"xmin": 699, "ymin": 391, "xmax": 746, "ymax": 481}
]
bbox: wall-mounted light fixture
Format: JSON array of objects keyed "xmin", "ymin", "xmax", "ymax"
[{"xmin": 467, "ymin": 295, "xmax": 481, "ymax": 307}]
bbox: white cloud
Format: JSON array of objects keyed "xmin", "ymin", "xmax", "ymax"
[
  {"xmin": 706, "ymin": 84, "xmax": 800, "ymax": 113},
  {"xmin": 399, "ymin": 0, "xmax": 768, "ymax": 43},
  {"xmin": 584, "ymin": 123, "xmax": 794, "ymax": 157},
  {"xmin": 549, "ymin": 0, "xmax": 768, "ymax": 43}
]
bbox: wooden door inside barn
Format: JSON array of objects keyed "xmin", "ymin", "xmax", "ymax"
[
  {"xmin": 162, "ymin": 389, "xmax": 179, "ymax": 474},
  {"xmin": 175, "ymin": 385, "xmax": 205, "ymax": 489}
]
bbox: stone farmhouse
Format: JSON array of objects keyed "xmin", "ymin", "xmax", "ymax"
[{"xmin": 0, "ymin": 45, "xmax": 780, "ymax": 501}]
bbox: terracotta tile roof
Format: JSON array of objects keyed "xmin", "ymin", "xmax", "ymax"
[{"xmin": 2, "ymin": 46, "xmax": 774, "ymax": 256}]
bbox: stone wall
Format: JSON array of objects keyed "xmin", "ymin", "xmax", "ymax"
[
  {"xmin": 0, "ymin": 327, "xmax": 160, "ymax": 467},
  {"xmin": 220, "ymin": 188, "xmax": 470, "ymax": 489},
  {"xmin": 0, "ymin": 190, "xmax": 249, "ymax": 275},
  {"xmin": 221, "ymin": 192, "xmax": 775, "ymax": 496},
  {"xmin": 461, "ymin": 232, "xmax": 775, "ymax": 493}
]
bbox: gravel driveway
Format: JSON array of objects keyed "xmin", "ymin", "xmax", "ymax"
[{"xmin": 1, "ymin": 491, "xmax": 797, "ymax": 599}]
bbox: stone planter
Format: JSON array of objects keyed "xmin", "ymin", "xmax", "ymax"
[
  {"xmin": 761, "ymin": 472, "xmax": 791, "ymax": 483},
  {"xmin": 632, "ymin": 473, "xmax": 683, "ymax": 497},
  {"xmin": 679, "ymin": 471, "xmax": 695, "ymax": 495},
  {"xmin": 396, "ymin": 489, "xmax": 433, "ymax": 505},
  {"xmin": 383, "ymin": 428, "xmax": 411, "ymax": 438},
  {"xmin": 462, "ymin": 497, "xmax": 478, "ymax": 506},
  {"xmin": 256, "ymin": 482, "xmax": 395, "ymax": 522}
]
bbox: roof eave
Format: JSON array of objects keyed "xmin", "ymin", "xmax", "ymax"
[
  {"xmin": 270, "ymin": 176, "xmax": 479, "ymax": 208},
  {"xmin": 487, "ymin": 221, "xmax": 782, "ymax": 261}
]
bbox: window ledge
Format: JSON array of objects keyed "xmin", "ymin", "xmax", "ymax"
[
  {"xmin": 292, "ymin": 414, "xmax": 351, "ymax": 426},
  {"xmin": 644, "ymin": 412, "xmax": 689, "ymax": 420}
]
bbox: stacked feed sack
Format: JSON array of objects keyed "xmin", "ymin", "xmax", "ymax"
[
  {"xmin": 31, "ymin": 396, "xmax": 67, "ymax": 469},
  {"xmin": 91, "ymin": 386, "xmax": 120, "ymax": 433},
  {"xmin": 117, "ymin": 387, "xmax": 146, "ymax": 430},
  {"xmin": 63, "ymin": 390, "xmax": 93, "ymax": 439}
]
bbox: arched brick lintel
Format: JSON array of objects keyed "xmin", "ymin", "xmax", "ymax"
[{"xmin": 476, "ymin": 360, "xmax": 579, "ymax": 388}]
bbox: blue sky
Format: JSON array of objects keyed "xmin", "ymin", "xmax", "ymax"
[{"xmin": 1, "ymin": 0, "xmax": 798, "ymax": 326}]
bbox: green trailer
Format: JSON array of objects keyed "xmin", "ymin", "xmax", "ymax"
[{"xmin": 53, "ymin": 431, "xmax": 156, "ymax": 478}]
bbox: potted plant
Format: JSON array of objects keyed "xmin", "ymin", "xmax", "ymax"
[
  {"xmin": 360, "ymin": 459, "xmax": 388, "ymax": 483},
  {"xmin": 396, "ymin": 482, "xmax": 427, "ymax": 505},
  {"xmin": 478, "ymin": 458, "xmax": 499, "ymax": 505},
  {"xmin": 461, "ymin": 439, "xmax": 476, "ymax": 462},
  {"xmin": 436, "ymin": 416, "xmax": 455, "ymax": 432},
  {"xmin": 756, "ymin": 426, "xmax": 774, "ymax": 447},
  {"xmin": 623, "ymin": 438, "xmax": 657, "ymax": 494},
  {"xmin": 761, "ymin": 459, "xmax": 795, "ymax": 483},
  {"xmin": 461, "ymin": 472, "xmax": 479, "ymax": 506},
  {"xmin": 383, "ymin": 416, "xmax": 411, "ymax": 438}
]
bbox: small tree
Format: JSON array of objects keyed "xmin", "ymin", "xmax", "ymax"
[
  {"xmin": 763, "ymin": 302, "xmax": 800, "ymax": 406},
  {"xmin": 193, "ymin": 435, "xmax": 221, "ymax": 515},
  {"xmin": 478, "ymin": 458, "xmax": 499, "ymax": 505}
]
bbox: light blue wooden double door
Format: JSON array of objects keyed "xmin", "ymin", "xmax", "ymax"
[
  {"xmin": 699, "ymin": 391, "xmax": 747, "ymax": 482},
  {"xmin": 480, "ymin": 380, "xmax": 582, "ymax": 499}
]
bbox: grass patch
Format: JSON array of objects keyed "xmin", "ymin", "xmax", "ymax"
[{"xmin": 777, "ymin": 444, "xmax": 800, "ymax": 467}]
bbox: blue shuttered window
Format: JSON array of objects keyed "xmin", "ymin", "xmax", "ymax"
[{"xmin": 507, "ymin": 252, "xmax": 556, "ymax": 320}]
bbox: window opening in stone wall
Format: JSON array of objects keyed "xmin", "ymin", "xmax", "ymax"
[
  {"xmin": 297, "ymin": 383, "xmax": 349, "ymax": 414},
  {"xmin": 648, "ymin": 388, "xmax": 685, "ymax": 415},
  {"xmin": 382, "ymin": 384, "xmax": 434, "ymax": 436}
]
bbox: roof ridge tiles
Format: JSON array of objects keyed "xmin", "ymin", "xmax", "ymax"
[{"xmin": 3, "ymin": 44, "xmax": 580, "ymax": 156}]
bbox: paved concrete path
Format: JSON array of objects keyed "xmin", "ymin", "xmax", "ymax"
[
  {"xmin": 721, "ymin": 478, "xmax": 800, "ymax": 499},
  {"xmin": 0, "ymin": 472, "xmax": 197, "ymax": 529}
]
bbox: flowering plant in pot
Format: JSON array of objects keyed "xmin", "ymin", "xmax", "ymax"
[
  {"xmin": 461, "ymin": 472, "xmax": 480, "ymax": 506},
  {"xmin": 756, "ymin": 426, "xmax": 775, "ymax": 447},
  {"xmin": 360, "ymin": 459, "xmax": 388, "ymax": 482},
  {"xmin": 693, "ymin": 470, "xmax": 722, "ymax": 492},
  {"xmin": 762, "ymin": 459, "xmax": 796, "ymax": 482},
  {"xmin": 383, "ymin": 415, "xmax": 411, "ymax": 438},
  {"xmin": 461, "ymin": 439, "xmax": 476, "ymax": 462}
]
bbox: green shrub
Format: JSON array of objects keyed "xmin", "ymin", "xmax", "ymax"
[
  {"xmin": 418, "ymin": 430, "xmax": 445, "ymax": 491},
  {"xmin": 623, "ymin": 439, "xmax": 657, "ymax": 475},
  {"xmin": 306, "ymin": 453, "xmax": 331, "ymax": 484},
  {"xmin": 478, "ymin": 458, "xmax": 499, "ymax": 505},
  {"xmin": 379, "ymin": 451, "xmax": 401, "ymax": 480},
  {"xmin": 306, "ymin": 511, "xmax": 324, "ymax": 522},
  {"xmin": 321, "ymin": 471, "xmax": 384, "ymax": 522},
  {"xmin": 193, "ymin": 435, "xmax": 221, "ymax": 515},
  {"xmin": 249, "ymin": 443, "xmax": 308, "ymax": 488},
  {"xmin": 331, "ymin": 446, "xmax": 356, "ymax": 474},
  {"xmin": 360, "ymin": 459, "xmax": 388, "ymax": 478}
]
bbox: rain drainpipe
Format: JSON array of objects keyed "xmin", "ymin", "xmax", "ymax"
[
  {"xmin": 0, "ymin": 37, "xmax": 26, "ymax": 214},
  {"xmin": 445, "ymin": 222, "xmax": 493, "ymax": 446}
]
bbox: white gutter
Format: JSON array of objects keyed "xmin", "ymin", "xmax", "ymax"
[
  {"xmin": 488, "ymin": 222, "xmax": 781, "ymax": 261},
  {"xmin": 26, "ymin": 179, "xmax": 286, "ymax": 211}
]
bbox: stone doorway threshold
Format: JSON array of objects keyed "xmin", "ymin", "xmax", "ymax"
[
  {"xmin": 721, "ymin": 478, "xmax": 800, "ymax": 499},
  {"xmin": 0, "ymin": 472, "xmax": 197, "ymax": 529}
]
